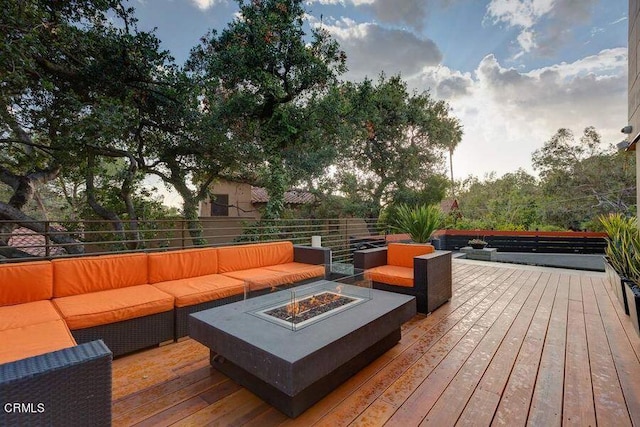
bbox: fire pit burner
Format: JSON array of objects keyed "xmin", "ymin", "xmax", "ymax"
[{"xmin": 254, "ymin": 291, "xmax": 364, "ymax": 330}]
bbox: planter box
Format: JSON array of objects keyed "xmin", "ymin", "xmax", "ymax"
[
  {"xmin": 624, "ymin": 281, "xmax": 640, "ymax": 338},
  {"xmin": 604, "ymin": 258, "xmax": 629, "ymax": 315}
]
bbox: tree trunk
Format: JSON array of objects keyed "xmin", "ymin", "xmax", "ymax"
[
  {"xmin": 0, "ymin": 201, "xmax": 84, "ymax": 255},
  {"xmin": 121, "ymin": 155, "xmax": 141, "ymax": 250},
  {"xmin": 0, "ymin": 164, "xmax": 62, "ymax": 246},
  {"xmin": 161, "ymin": 164, "xmax": 208, "ymax": 246},
  {"xmin": 182, "ymin": 198, "xmax": 206, "ymax": 246},
  {"xmin": 263, "ymin": 158, "xmax": 287, "ymax": 220},
  {"xmin": 86, "ymin": 151, "xmax": 127, "ymax": 249}
]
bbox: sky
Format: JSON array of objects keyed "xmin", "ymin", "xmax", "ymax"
[{"xmin": 132, "ymin": 0, "xmax": 628, "ymax": 201}]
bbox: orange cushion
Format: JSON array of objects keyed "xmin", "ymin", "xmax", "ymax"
[
  {"xmin": 151, "ymin": 275, "xmax": 245, "ymax": 308},
  {"xmin": 148, "ymin": 247, "xmax": 218, "ymax": 284},
  {"xmin": 264, "ymin": 262, "xmax": 325, "ymax": 280},
  {"xmin": 221, "ymin": 267, "xmax": 297, "ymax": 291},
  {"xmin": 0, "ymin": 319, "xmax": 76, "ymax": 365},
  {"xmin": 387, "ymin": 243, "xmax": 435, "ymax": 268},
  {"xmin": 217, "ymin": 242, "xmax": 294, "ymax": 273},
  {"xmin": 52, "ymin": 253, "xmax": 148, "ymax": 297},
  {"xmin": 0, "ymin": 261, "xmax": 53, "ymax": 306},
  {"xmin": 365, "ymin": 265, "xmax": 414, "ymax": 287},
  {"xmin": 53, "ymin": 285, "xmax": 174, "ymax": 330},
  {"xmin": 0, "ymin": 300, "xmax": 62, "ymax": 330}
]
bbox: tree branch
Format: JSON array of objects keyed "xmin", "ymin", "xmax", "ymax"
[{"xmin": 0, "ymin": 201, "xmax": 84, "ymax": 254}]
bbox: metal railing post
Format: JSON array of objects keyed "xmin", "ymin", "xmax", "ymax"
[{"xmin": 44, "ymin": 221, "xmax": 50, "ymax": 258}]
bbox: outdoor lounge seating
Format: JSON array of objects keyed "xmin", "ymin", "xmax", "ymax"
[
  {"xmin": 52, "ymin": 253, "xmax": 176, "ymax": 357},
  {"xmin": 0, "ymin": 261, "xmax": 112, "ymax": 426},
  {"xmin": 1, "ymin": 241, "xmax": 329, "ymax": 352},
  {"xmin": 354, "ymin": 243, "xmax": 452, "ymax": 313},
  {"xmin": 0, "ymin": 240, "xmax": 328, "ymax": 423}
]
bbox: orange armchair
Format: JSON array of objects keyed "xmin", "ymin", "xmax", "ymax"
[{"xmin": 354, "ymin": 243, "xmax": 452, "ymax": 314}]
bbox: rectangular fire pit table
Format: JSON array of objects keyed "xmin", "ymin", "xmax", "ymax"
[{"xmin": 189, "ymin": 280, "xmax": 416, "ymax": 418}]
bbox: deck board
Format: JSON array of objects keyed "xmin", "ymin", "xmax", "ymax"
[{"xmin": 110, "ymin": 260, "xmax": 640, "ymax": 426}]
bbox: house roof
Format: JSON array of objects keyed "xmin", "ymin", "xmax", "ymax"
[
  {"xmin": 440, "ymin": 198, "xmax": 459, "ymax": 213},
  {"xmin": 251, "ymin": 187, "xmax": 316, "ymax": 204},
  {"xmin": 7, "ymin": 227, "xmax": 66, "ymax": 257}
]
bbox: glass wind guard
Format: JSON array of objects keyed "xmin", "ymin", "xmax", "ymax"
[{"xmin": 246, "ymin": 265, "xmax": 372, "ymax": 331}]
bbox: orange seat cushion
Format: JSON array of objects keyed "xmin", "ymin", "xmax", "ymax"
[
  {"xmin": 264, "ymin": 262, "xmax": 325, "ymax": 281},
  {"xmin": 221, "ymin": 267, "xmax": 300, "ymax": 291},
  {"xmin": 365, "ymin": 265, "xmax": 414, "ymax": 288},
  {"xmin": 0, "ymin": 300, "xmax": 62, "ymax": 330},
  {"xmin": 53, "ymin": 285, "xmax": 174, "ymax": 330},
  {"xmin": 52, "ymin": 253, "xmax": 149, "ymax": 297},
  {"xmin": 217, "ymin": 242, "xmax": 294, "ymax": 273},
  {"xmin": 148, "ymin": 247, "xmax": 218, "ymax": 284},
  {"xmin": 387, "ymin": 243, "xmax": 435, "ymax": 268},
  {"xmin": 0, "ymin": 300, "xmax": 75, "ymax": 365},
  {"xmin": 151, "ymin": 275, "xmax": 245, "ymax": 308},
  {"xmin": 0, "ymin": 261, "xmax": 53, "ymax": 306},
  {"xmin": 0, "ymin": 319, "xmax": 77, "ymax": 365}
]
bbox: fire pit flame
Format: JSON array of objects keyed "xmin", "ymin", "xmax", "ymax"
[
  {"xmin": 263, "ymin": 291, "xmax": 359, "ymax": 326},
  {"xmin": 284, "ymin": 293, "xmax": 342, "ymax": 319}
]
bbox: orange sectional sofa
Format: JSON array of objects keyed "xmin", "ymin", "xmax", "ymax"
[
  {"xmin": 0, "ymin": 241, "xmax": 327, "ymax": 424},
  {"xmin": 354, "ymin": 243, "xmax": 452, "ymax": 314},
  {"xmin": 1, "ymin": 241, "xmax": 328, "ymax": 358}
]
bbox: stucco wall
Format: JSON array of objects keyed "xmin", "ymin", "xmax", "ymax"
[{"xmin": 199, "ymin": 180, "xmax": 257, "ymax": 218}]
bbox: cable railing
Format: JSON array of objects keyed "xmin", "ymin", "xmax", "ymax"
[{"xmin": 0, "ymin": 217, "xmax": 390, "ymax": 264}]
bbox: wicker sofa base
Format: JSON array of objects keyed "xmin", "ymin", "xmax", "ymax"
[
  {"xmin": 175, "ymin": 295, "xmax": 245, "ymax": 339},
  {"xmin": 71, "ymin": 310, "xmax": 174, "ymax": 357},
  {"xmin": 0, "ymin": 340, "xmax": 112, "ymax": 426}
]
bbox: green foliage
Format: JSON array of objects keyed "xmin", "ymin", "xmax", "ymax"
[
  {"xmin": 188, "ymin": 0, "xmax": 346, "ymax": 219},
  {"xmin": 455, "ymin": 169, "xmax": 543, "ymax": 230},
  {"xmin": 455, "ymin": 126, "xmax": 635, "ymax": 231},
  {"xmin": 333, "ymin": 74, "xmax": 462, "ymax": 218},
  {"xmin": 390, "ymin": 204, "xmax": 443, "ymax": 243},
  {"xmin": 1, "ymin": 0, "xmax": 189, "ymax": 238},
  {"xmin": 533, "ymin": 127, "xmax": 635, "ymax": 228},
  {"xmin": 600, "ymin": 213, "xmax": 639, "ymax": 281}
]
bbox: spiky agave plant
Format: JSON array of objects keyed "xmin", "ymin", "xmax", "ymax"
[
  {"xmin": 391, "ymin": 204, "xmax": 442, "ymax": 244},
  {"xmin": 600, "ymin": 213, "xmax": 637, "ymax": 279}
]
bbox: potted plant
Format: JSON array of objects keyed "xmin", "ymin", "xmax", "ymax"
[
  {"xmin": 468, "ymin": 238, "xmax": 488, "ymax": 250},
  {"xmin": 391, "ymin": 204, "xmax": 442, "ymax": 244},
  {"xmin": 600, "ymin": 213, "xmax": 634, "ymax": 314},
  {"xmin": 620, "ymin": 223, "xmax": 640, "ymax": 337}
]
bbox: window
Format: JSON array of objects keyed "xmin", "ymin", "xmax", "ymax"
[{"xmin": 210, "ymin": 194, "xmax": 229, "ymax": 216}]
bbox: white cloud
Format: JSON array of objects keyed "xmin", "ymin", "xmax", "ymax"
[
  {"xmin": 307, "ymin": 0, "xmax": 453, "ymax": 29},
  {"xmin": 190, "ymin": 0, "xmax": 224, "ymax": 10},
  {"xmin": 517, "ymin": 29, "xmax": 536, "ymax": 53},
  {"xmin": 319, "ymin": 19, "xmax": 442, "ymax": 81},
  {"xmin": 407, "ymin": 48, "xmax": 628, "ymax": 179},
  {"xmin": 485, "ymin": 0, "xmax": 599, "ymax": 57},
  {"xmin": 486, "ymin": 0, "xmax": 554, "ymax": 28}
]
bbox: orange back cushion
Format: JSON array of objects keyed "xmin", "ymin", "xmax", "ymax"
[
  {"xmin": 217, "ymin": 241, "xmax": 294, "ymax": 273},
  {"xmin": 147, "ymin": 247, "xmax": 218, "ymax": 283},
  {"xmin": 387, "ymin": 243, "xmax": 435, "ymax": 268},
  {"xmin": 0, "ymin": 261, "xmax": 53, "ymax": 306},
  {"xmin": 52, "ymin": 253, "xmax": 148, "ymax": 297}
]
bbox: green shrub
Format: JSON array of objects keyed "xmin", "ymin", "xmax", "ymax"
[
  {"xmin": 528, "ymin": 224, "xmax": 566, "ymax": 232},
  {"xmin": 391, "ymin": 204, "xmax": 442, "ymax": 243},
  {"xmin": 600, "ymin": 213, "xmax": 638, "ymax": 279}
]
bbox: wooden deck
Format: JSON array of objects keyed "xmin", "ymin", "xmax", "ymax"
[{"xmin": 112, "ymin": 260, "xmax": 640, "ymax": 426}]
